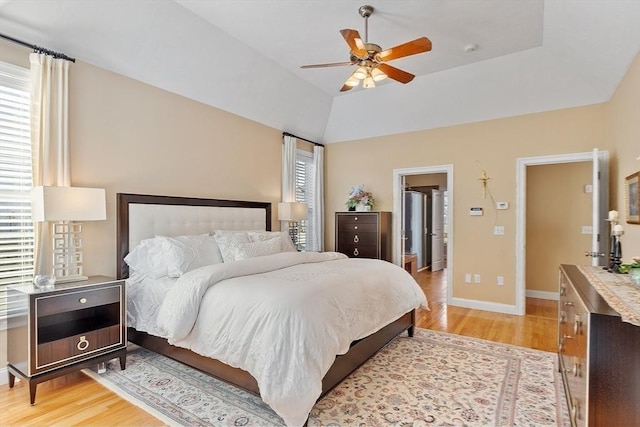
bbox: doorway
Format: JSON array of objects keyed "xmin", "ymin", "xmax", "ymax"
[
  {"xmin": 515, "ymin": 150, "xmax": 608, "ymax": 315},
  {"xmin": 393, "ymin": 165, "xmax": 454, "ymax": 306}
]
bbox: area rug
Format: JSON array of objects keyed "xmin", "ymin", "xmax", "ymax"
[{"xmin": 83, "ymin": 329, "xmax": 569, "ymax": 426}]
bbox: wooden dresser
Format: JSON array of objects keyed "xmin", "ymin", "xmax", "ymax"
[
  {"xmin": 335, "ymin": 211, "xmax": 391, "ymax": 261},
  {"xmin": 558, "ymin": 265, "xmax": 640, "ymax": 426}
]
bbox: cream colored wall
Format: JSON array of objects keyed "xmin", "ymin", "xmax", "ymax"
[
  {"xmin": 526, "ymin": 162, "xmax": 592, "ymax": 293},
  {"xmin": 325, "ymin": 105, "xmax": 609, "ymax": 305},
  {"xmin": 608, "ymin": 53, "xmax": 640, "ymax": 261}
]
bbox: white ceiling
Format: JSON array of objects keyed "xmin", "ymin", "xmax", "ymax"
[{"xmin": 1, "ymin": 0, "xmax": 639, "ymax": 143}]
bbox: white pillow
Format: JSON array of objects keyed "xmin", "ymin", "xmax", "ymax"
[
  {"xmin": 158, "ymin": 234, "xmax": 224, "ymax": 278},
  {"xmin": 234, "ymin": 238, "xmax": 283, "ymax": 260},
  {"xmin": 213, "ymin": 231, "xmax": 251, "ymax": 262},
  {"xmin": 124, "ymin": 237, "xmax": 169, "ymax": 279},
  {"xmin": 248, "ymin": 230, "xmax": 297, "ymax": 252}
]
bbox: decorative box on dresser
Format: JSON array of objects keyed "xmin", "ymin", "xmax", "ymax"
[
  {"xmin": 335, "ymin": 211, "xmax": 391, "ymax": 261},
  {"xmin": 558, "ymin": 265, "xmax": 640, "ymax": 427},
  {"xmin": 6, "ymin": 276, "xmax": 127, "ymax": 404}
]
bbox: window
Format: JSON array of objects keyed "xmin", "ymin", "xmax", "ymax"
[
  {"xmin": 295, "ymin": 149, "xmax": 315, "ymax": 251},
  {"xmin": 0, "ymin": 61, "xmax": 33, "ymax": 325}
]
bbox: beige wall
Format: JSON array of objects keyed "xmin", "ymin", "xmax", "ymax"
[
  {"xmin": 608, "ymin": 53, "xmax": 640, "ymax": 261},
  {"xmin": 526, "ymin": 162, "xmax": 592, "ymax": 293},
  {"xmin": 325, "ymin": 105, "xmax": 609, "ymax": 305}
]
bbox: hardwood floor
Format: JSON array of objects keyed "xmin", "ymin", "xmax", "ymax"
[{"xmin": 1, "ymin": 269, "xmax": 558, "ymax": 426}]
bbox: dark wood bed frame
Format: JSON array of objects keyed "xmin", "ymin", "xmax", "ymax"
[{"xmin": 116, "ymin": 193, "xmax": 415, "ymax": 398}]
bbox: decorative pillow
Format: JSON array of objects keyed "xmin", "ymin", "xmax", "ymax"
[
  {"xmin": 234, "ymin": 238, "xmax": 283, "ymax": 260},
  {"xmin": 248, "ymin": 230, "xmax": 297, "ymax": 252},
  {"xmin": 158, "ymin": 234, "xmax": 224, "ymax": 278},
  {"xmin": 124, "ymin": 237, "xmax": 169, "ymax": 279},
  {"xmin": 213, "ymin": 230, "xmax": 251, "ymax": 262}
]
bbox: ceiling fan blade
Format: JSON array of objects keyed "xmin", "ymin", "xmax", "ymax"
[
  {"xmin": 301, "ymin": 61, "xmax": 354, "ymax": 69},
  {"xmin": 339, "ymin": 84, "xmax": 355, "ymax": 92},
  {"xmin": 377, "ymin": 63, "xmax": 415, "ymax": 84},
  {"xmin": 377, "ymin": 37, "xmax": 432, "ymax": 62},
  {"xmin": 340, "ymin": 29, "xmax": 368, "ymax": 58}
]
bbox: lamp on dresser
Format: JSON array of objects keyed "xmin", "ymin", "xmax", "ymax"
[
  {"xmin": 278, "ymin": 201, "xmax": 308, "ymax": 251},
  {"xmin": 31, "ymin": 186, "xmax": 106, "ymax": 284}
]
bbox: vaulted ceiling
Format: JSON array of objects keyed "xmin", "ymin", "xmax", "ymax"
[{"xmin": 1, "ymin": 0, "xmax": 638, "ymax": 143}]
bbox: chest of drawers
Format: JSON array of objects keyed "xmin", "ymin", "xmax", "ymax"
[
  {"xmin": 558, "ymin": 265, "xmax": 640, "ymax": 426},
  {"xmin": 335, "ymin": 212, "xmax": 391, "ymax": 261},
  {"xmin": 6, "ymin": 276, "xmax": 127, "ymax": 404}
]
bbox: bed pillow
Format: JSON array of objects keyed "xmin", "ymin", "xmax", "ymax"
[
  {"xmin": 248, "ymin": 230, "xmax": 297, "ymax": 252},
  {"xmin": 213, "ymin": 230, "xmax": 252, "ymax": 262},
  {"xmin": 234, "ymin": 238, "xmax": 283, "ymax": 260},
  {"xmin": 124, "ymin": 237, "xmax": 169, "ymax": 279},
  {"xmin": 158, "ymin": 234, "xmax": 224, "ymax": 278}
]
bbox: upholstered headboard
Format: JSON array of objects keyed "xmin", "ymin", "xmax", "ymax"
[{"xmin": 116, "ymin": 193, "xmax": 271, "ymax": 279}]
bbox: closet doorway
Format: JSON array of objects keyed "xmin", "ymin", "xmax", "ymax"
[{"xmin": 393, "ymin": 165, "xmax": 453, "ymax": 305}]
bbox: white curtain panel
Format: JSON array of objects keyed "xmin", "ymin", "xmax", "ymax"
[
  {"xmin": 30, "ymin": 53, "xmax": 71, "ymax": 276},
  {"xmin": 311, "ymin": 145, "xmax": 324, "ymax": 251},
  {"xmin": 281, "ymin": 135, "xmax": 296, "ymax": 202}
]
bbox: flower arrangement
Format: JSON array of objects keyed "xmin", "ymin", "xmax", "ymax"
[
  {"xmin": 346, "ymin": 185, "xmax": 375, "ymax": 209},
  {"xmin": 619, "ymin": 256, "xmax": 640, "ymax": 273}
]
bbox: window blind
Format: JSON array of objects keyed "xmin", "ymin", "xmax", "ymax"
[
  {"xmin": 0, "ymin": 61, "xmax": 33, "ymax": 324},
  {"xmin": 295, "ymin": 150, "xmax": 315, "ymax": 251}
]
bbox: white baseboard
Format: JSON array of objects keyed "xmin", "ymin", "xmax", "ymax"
[
  {"xmin": 526, "ymin": 290, "xmax": 559, "ymax": 300},
  {"xmin": 449, "ymin": 297, "xmax": 519, "ymax": 315},
  {"xmin": 0, "ymin": 366, "xmax": 7, "ymax": 385}
]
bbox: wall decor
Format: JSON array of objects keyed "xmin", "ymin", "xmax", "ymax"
[{"xmin": 625, "ymin": 171, "xmax": 639, "ymax": 224}]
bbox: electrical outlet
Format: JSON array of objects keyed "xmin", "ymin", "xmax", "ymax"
[
  {"xmin": 465, "ymin": 273, "xmax": 472, "ymax": 283},
  {"xmin": 496, "ymin": 201, "xmax": 509, "ymax": 210},
  {"xmin": 474, "ymin": 274, "xmax": 481, "ymax": 284},
  {"xmin": 497, "ymin": 276, "xmax": 504, "ymax": 286},
  {"xmin": 494, "ymin": 226, "xmax": 504, "ymax": 235}
]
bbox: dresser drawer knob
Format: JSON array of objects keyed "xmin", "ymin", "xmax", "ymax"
[
  {"xmin": 354, "ymin": 226, "xmax": 358, "ymax": 230},
  {"xmin": 354, "ymin": 217, "xmax": 358, "ymax": 221},
  {"xmin": 79, "ymin": 297, "xmax": 87, "ymax": 304},
  {"xmin": 353, "ymin": 248, "xmax": 359, "ymax": 256},
  {"xmin": 353, "ymin": 235, "xmax": 359, "ymax": 243},
  {"xmin": 77, "ymin": 336, "xmax": 89, "ymax": 351}
]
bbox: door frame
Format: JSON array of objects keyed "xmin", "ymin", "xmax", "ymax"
[
  {"xmin": 515, "ymin": 150, "xmax": 607, "ymax": 315},
  {"xmin": 393, "ymin": 165, "xmax": 453, "ymax": 305}
]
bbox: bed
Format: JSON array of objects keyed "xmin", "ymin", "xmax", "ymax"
[{"xmin": 116, "ymin": 193, "xmax": 427, "ymax": 426}]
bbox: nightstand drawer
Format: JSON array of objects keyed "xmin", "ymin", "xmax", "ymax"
[
  {"xmin": 36, "ymin": 286, "xmax": 120, "ymax": 317},
  {"xmin": 37, "ymin": 325, "xmax": 121, "ymax": 368}
]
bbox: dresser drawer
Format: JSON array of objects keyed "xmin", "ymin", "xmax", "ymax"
[
  {"xmin": 340, "ymin": 231, "xmax": 379, "ymax": 246},
  {"xmin": 337, "ymin": 214, "xmax": 379, "ymax": 225},
  {"xmin": 36, "ymin": 286, "xmax": 121, "ymax": 317},
  {"xmin": 37, "ymin": 325, "xmax": 122, "ymax": 369}
]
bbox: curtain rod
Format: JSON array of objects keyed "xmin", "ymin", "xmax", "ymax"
[
  {"xmin": 0, "ymin": 32, "xmax": 76, "ymax": 63},
  {"xmin": 282, "ymin": 131, "xmax": 324, "ymax": 147}
]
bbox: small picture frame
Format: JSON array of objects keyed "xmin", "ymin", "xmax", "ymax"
[{"xmin": 625, "ymin": 171, "xmax": 640, "ymax": 224}]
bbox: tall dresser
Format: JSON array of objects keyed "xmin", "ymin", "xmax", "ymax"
[
  {"xmin": 335, "ymin": 211, "xmax": 392, "ymax": 262},
  {"xmin": 558, "ymin": 265, "xmax": 640, "ymax": 427}
]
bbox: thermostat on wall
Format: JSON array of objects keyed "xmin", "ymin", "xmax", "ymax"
[{"xmin": 470, "ymin": 207, "xmax": 484, "ymax": 216}]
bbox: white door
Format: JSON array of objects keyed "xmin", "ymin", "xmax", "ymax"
[
  {"xmin": 401, "ymin": 175, "xmax": 407, "ymax": 266},
  {"xmin": 431, "ymin": 189, "xmax": 445, "ymax": 272},
  {"xmin": 591, "ymin": 148, "xmax": 609, "ymax": 266}
]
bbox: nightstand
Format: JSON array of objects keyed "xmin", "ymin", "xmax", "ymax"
[{"xmin": 6, "ymin": 276, "xmax": 127, "ymax": 404}]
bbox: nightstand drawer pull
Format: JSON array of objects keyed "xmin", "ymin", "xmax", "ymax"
[
  {"xmin": 353, "ymin": 235, "xmax": 359, "ymax": 243},
  {"xmin": 77, "ymin": 336, "xmax": 89, "ymax": 351},
  {"xmin": 79, "ymin": 297, "xmax": 87, "ymax": 304}
]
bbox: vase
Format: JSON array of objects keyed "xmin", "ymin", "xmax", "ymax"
[
  {"xmin": 355, "ymin": 203, "xmax": 370, "ymax": 212},
  {"xmin": 630, "ymin": 268, "xmax": 640, "ymax": 287}
]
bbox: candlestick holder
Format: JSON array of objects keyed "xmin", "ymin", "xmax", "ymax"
[
  {"xmin": 610, "ymin": 234, "xmax": 623, "ymax": 273},
  {"xmin": 605, "ymin": 219, "xmax": 618, "ymax": 271}
]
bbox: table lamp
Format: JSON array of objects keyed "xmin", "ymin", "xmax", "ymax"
[{"xmin": 278, "ymin": 202, "xmax": 308, "ymax": 251}]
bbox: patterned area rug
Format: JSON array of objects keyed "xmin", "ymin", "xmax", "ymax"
[{"xmin": 83, "ymin": 329, "xmax": 569, "ymax": 426}]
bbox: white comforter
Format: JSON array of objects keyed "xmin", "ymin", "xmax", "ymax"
[{"xmin": 155, "ymin": 251, "xmax": 427, "ymax": 426}]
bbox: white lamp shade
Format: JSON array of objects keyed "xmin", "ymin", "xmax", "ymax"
[
  {"xmin": 277, "ymin": 202, "xmax": 308, "ymax": 221},
  {"xmin": 31, "ymin": 186, "xmax": 107, "ymax": 222}
]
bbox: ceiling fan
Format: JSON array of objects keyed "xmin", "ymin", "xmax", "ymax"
[{"xmin": 301, "ymin": 4, "xmax": 432, "ymax": 92}]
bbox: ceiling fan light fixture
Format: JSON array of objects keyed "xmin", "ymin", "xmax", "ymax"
[
  {"xmin": 345, "ymin": 76, "xmax": 360, "ymax": 87},
  {"xmin": 363, "ymin": 75, "xmax": 375, "ymax": 89},
  {"xmin": 353, "ymin": 66, "xmax": 368, "ymax": 80},
  {"xmin": 371, "ymin": 67, "xmax": 387, "ymax": 81}
]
